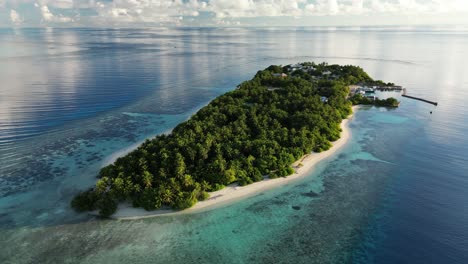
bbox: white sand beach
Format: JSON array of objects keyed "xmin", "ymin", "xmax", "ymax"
[{"xmin": 111, "ymin": 107, "xmax": 356, "ymax": 220}]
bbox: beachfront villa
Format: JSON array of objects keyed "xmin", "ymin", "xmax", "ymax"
[{"xmin": 272, "ymin": 73, "xmax": 288, "ymax": 78}]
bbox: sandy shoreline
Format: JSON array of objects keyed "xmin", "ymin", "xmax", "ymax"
[{"xmin": 110, "ymin": 107, "xmax": 357, "ymax": 220}]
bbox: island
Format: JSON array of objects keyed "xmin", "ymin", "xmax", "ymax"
[{"xmin": 72, "ymin": 62, "xmax": 400, "ymax": 217}]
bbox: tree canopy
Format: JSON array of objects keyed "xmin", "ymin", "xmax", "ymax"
[{"xmin": 71, "ymin": 62, "xmax": 394, "ymax": 217}]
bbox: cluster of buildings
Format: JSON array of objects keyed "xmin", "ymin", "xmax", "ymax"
[
  {"xmin": 349, "ymin": 84, "xmax": 403, "ymax": 101},
  {"xmin": 268, "ymin": 64, "xmax": 404, "ymax": 104},
  {"xmin": 285, "ymin": 64, "xmax": 339, "ymax": 80},
  {"xmin": 349, "ymin": 85, "xmax": 377, "ymax": 100},
  {"xmin": 289, "ymin": 63, "xmax": 316, "ymax": 72}
]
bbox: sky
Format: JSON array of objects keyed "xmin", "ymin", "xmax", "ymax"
[{"xmin": 1, "ymin": 0, "xmax": 468, "ymax": 27}]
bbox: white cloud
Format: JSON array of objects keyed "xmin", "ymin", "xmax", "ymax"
[
  {"xmin": 39, "ymin": 4, "xmax": 73, "ymax": 22},
  {"xmin": 314, "ymin": 0, "xmax": 339, "ymax": 15},
  {"xmin": 47, "ymin": 0, "xmax": 73, "ymax": 9},
  {"xmin": 207, "ymin": 0, "xmax": 308, "ymax": 18},
  {"xmin": 345, "ymin": 0, "xmax": 365, "ymax": 14},
  {"xmin": 206, "ymin": 0, "xmax": 468, "ymax": 18},
  {"xmin": 86, "ymin": 0, "xmax": 206, "ymax": 24},
  {"xmin": 304, "ymin": 3, "xmax": 315, "ymax": 13},
  {"xmin": 40, "ymin": 5, "xmax": 54, "ymax": 21},
  {"xmin": 369, "ymin": 0, "xmax": 395, "ymax": 13},
  {"xmin": 432, "ymin": 0, "xmax": 468, "ymax": 12},
  {"xmin": 366, "ymin": 0, "xmax": 468, "ymax": 14},
  {"xmin": 3, "ymin": 0, "xmax": 468, "ymax": 26},
  {"xmin": 10, "ymin": 9, "xmax": 23, "ymax": 25},
  {"xmin": 34, "ymin": 0, "xmax": 89, "ymax": 9}
]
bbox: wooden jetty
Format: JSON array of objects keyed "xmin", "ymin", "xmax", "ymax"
[
  {"xmin": 402, "ymin": 94, "xmax": 438, "ymax": 106},
  {"xmin": 352, "ymin": 85, "xmax": 438, "ymax": 106}
]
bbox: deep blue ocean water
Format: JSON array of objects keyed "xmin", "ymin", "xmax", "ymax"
[{"xmin": 0, "ymin": 27, "xmax": 467, "ymax": 263}]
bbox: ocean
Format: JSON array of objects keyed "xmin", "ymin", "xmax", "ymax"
[{"xmin": 0, "ymin": 27, "xmax": 467, "ymax": 263}]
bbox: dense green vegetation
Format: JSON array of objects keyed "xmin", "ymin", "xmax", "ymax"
[
  {"xmin": 350, "ymin": 94, "xmax": 400, "ymax": 107},
  {"xmin": 72, "ymin": 62, "xmax": 395, "ymax": 217}
]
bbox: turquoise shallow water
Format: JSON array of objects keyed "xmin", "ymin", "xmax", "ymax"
[
  {"xmin": 0, "ymin": 107, "xmax": 426, "ymax": 263},
  {"xmin": 1, "ymin": 27, "xmax": 468, "ymax": 263}
]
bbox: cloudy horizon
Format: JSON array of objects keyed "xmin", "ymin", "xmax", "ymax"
[{"xmin": 1, "ymin": 0, "xmax": 468, "ymax": 27}]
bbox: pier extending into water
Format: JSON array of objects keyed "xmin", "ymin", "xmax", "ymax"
[
  {"xmin": 402, "ymin": 89, "xmax": 438, "ymax": 106},
  {"xmin": 350, "ymin": 85, "xmax": 438, "ymax": 106}
]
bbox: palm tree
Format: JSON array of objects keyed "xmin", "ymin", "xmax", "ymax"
[{"xmin": 142, "ymin": 171, "xmax": 153, "ymax": 189}]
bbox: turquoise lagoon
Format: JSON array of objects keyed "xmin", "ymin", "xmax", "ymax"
[{"xmin": 1, "ymin": 27, "xmax": 467, "ymax": 263}]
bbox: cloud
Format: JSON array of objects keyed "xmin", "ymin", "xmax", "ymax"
[
  {"xmin": 39, "ymin": 4, "xmax": 73, "ymax": 22},
  {"xmin": 206, "ymin": 0, "xmax": 467, "ymax": 18},
  {"xmin": 431, "ymin": 0, "xmax": 468, "ymax": 12},
  {"xmin": 10, "ymin": 9, "xmax": 23, "ymax": 25},
  {"xmin": 344, "ymin": 0, "xmax": 365, "ymax": 14},
  {"xmin": 82, "ymin": 0, "xmax": 207, "ymax": 25},
  {"xmin": 207, "ymin": 0, "xmax": 308, "ymax": 18},
  {"xmin": 3, "ymin": 0, "xmax": 468, "ymax": 26},
  {"xmin": 46, "ymin": 0, "xmax": 73, "ymax": 9},
  {"xmin": 314, "ymin": 0, "xmax": 339, "ymax": 15}
]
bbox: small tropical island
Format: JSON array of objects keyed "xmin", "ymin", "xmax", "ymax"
[{"xmin": 72, "ymin": 62, "xmax": 400, "ymax": 217}]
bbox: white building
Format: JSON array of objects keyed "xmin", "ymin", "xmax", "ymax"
[{"xmin": 272, "ymin": 73, "xmax": 288, "ymax": 78}]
